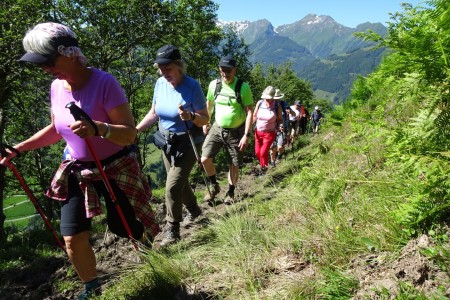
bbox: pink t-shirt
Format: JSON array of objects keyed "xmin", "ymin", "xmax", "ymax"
[
  {"xmin": 51, "ymin": 68, "xmax": 127, "ymax": 161},
  {"xmin": 255, "ymin": 100, "xmax": 278, "ymax": 132}
]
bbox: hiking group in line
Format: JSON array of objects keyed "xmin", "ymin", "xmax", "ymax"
[{"xmin": 0, "ymin": 22, "xmax": 324, "ymax": 300}]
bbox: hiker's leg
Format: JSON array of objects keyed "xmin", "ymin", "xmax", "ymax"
[
  {"xmin": 162, "ymin": 146, "xmax": 197, "ymax": 223},
  {"xmin": 64, "ymin": 231, "xmax": 97, "ymax": 283},
  {"xmin": 260, "ymin": 131, "xmax": 276, "ymax": 168},
  {"xmin": 228, "ymin": 164, "xmax": 239, "ymax": 186},
  {"xmin": 202, "ymin": 157, "xmax": 215, "ymax": 176},
  {"xmin": 95, "ymin": 179, "xmax": 144, "ymax": 240},
  {"xmin": 254, "ymin": 130, "xmax": 264, "ymax": 165},
  {"xmin": 270, "ymin": 145, "xmax": 277, "ymax": 162},
  {"xmin": 201, "ymin": 123, "xmax": 223, "ymax": 176},
  {"xmin": 60, "ymin": 174, "xmax": 96, "ymax": 283}
]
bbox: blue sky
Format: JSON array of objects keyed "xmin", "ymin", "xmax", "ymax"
[{"xmin": 214, "ymin": 0, "xmax": 425, "ymax": 28}]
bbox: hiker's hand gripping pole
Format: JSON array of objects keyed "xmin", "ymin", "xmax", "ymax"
[
  {"xmin": 178, "ymin": 104, "xmax": 212, "ymax": 198},
  {"xmin": 65, "ymin": 102, "xmax": 138, "ymax": 251},
  {"xmin": 0, "ymin": 143, "xmax": 66, "ymax": 253}
]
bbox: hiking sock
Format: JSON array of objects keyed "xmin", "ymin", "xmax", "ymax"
[
  {"xmin": 227, "ymin": 184, "xmax": 235, "ymax": 197},
  {"xmin": 209, "ymin": 175, "xmax": 218, "ymax": 184}
]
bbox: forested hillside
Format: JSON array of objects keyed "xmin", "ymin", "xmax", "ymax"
[
  {"xmin": 219, "ymin": 15, "xmax": 389, "ymax": 103},
  {"xmin": 1, "ymin": 1, "xmax": 450, "ymax": 299}
]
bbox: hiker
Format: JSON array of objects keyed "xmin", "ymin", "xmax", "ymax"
[
  {"xmin": 311, "ymin": 106, "xmax": 324, "ymax": 133},
  {"xmin": 200, "ymin": 55, "xmax": 253, "ymax": 205},
  {"xmin": 253, "ymin": 86, "xmax": 283, "ymax": 174},
  {"xmin": 136, "ymin": 44, "xmax": 208, "ymax": 247},
  {"xmin": 0, "ymin": 22, "xmax": 160, "ymax": 300},
  {"xmin": 269, "ymin": 89, "xmax": 295, "ymax": 165},
  {"xmin": 298, "ymin": 103, "xmax": 310, "ymax": 134},
  {"xmin": 288, "ymin": 100, "xmax": 302, "ymax": 144},
  {"xmin": 269, "ymin": 122, "xmax": 285, "ymax": 167}
]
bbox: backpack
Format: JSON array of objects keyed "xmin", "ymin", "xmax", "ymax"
[
  {"xmin": 257, "ymin": 100, "xmax": 279, "ymax": 115},
  {"xmin": 214, "ymin": 78, "xmax": 244, "ymax": 108},
  {"xmin": 256, "ymin": 100, "xmax": 281, "ymax": 129}
]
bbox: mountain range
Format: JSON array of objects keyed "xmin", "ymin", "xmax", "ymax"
[{"xmin": 217, "ymin": 14, "xmax": 388, "ymax": 103}]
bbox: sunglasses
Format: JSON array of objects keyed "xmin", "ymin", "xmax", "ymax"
[
  {"xmin": 220, "ymin": 67, "xmax": 233, "ymax": 74},
  {"xmin": 38, "ymin": 54, "xmax": 60, "ymax": 68}
]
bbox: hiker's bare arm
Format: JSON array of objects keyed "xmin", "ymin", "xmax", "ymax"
[
  {"xmin": 15, "ymin": 114, "xmax": 62, "ymax": 152},
  {"xmin": 1, "ymin": 114, "xmax": 62, "ymax": 165},
  {"xmin": 239, "ymin": 105, "xmax": 254, "ymax": 151}
]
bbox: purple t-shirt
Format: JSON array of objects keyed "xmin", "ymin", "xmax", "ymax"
[{"xmin": 51, "ymin": 68, "xmax": 127, "ymax": 161}]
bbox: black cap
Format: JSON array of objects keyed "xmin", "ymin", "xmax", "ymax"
[
  {"xmin": 19, "ymin": 35, "xmax": 78, "ymax": 64},
  {"xmin": 219, "ymin": 55, "xmax": 236, "ymax": 68},
  {"xmin": 154, "ymin": 44, "xmax": 181, "ymax": 64}
]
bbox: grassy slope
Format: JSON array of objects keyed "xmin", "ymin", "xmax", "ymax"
[
  {"xmin": 99, "ymin": 94, "xmax": 449, "ymax": 299},
  {"xmin": 97, "ymin": 68, "xmax": 450, "ymax": 298}
]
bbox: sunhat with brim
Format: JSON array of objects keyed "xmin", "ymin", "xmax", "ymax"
[
  {"xmin": 261, "ymin": 86, "xmax": 276, "ymax": 99},
  {"xmin": 19, "ymin": 35, "xmax": 78, "ymax": 64},
  {"xmin": 19, "ymin": 52, "xmax": 54, "ymax": 64},
  {"xmin": 273, "ymin": 89, "xmax": 284, "ymax": 100}
]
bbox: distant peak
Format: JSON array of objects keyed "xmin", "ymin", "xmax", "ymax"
[
  {"xmin": 216, "ymin": 19, "xmax": 251, "ymax": 32},
  {"xmin": 302, "ymin": 14, "xmax": 337, "ymax": 26}
]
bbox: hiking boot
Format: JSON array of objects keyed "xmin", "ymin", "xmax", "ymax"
[
  {"xmin": 203, "ymin": 182, "xmax": 220, "ymax": 205},
  {"xmin": 258, "ymin": 167, "xmax": 267, "ymax": 178},
  {"xmin": 138, "ymin": 229, "xmax": 155, "ymax": 251},
  {"xmin": 223, "ymin": 191, "xmax": 235, "ymax": 205},
  {"xmin": 182, "ymin": 204, "xmax": 202, "ymax": 228},
  {"xmin": 159, "ymin": 222, "xmax": 181, "ymax": 247}
]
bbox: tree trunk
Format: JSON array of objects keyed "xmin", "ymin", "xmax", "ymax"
[{"xmin": 0, "ymin": 73, "xmax": 7, "ymax": 241}]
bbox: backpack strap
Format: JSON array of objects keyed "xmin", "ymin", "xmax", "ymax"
[
  {"xmin": 214, "ymin": 78, "xmax": 244, "ymax": 109},
  {"xmin": 213, "ymin": 78, "xmax": 222, "ymax": 100},
  {"xmin": 234, "ymin": 78, "xmax": 244, "ymax": 107}
]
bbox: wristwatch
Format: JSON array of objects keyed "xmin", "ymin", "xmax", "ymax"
[{"xmin": 101, "ymin": 123, "xmax": 111, "ymax": 139}]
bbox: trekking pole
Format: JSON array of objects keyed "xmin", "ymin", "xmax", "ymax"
[
  {"xmin": 0, "ymin": 143, "xmax": 66, "ymax": 253},
  {"xmin": 178, "ymin": 104, "xmax": 212, "ymax": 199},
  {"xmin": 65, "ymin": 102, "xmax": 138, "ymax": 251}
]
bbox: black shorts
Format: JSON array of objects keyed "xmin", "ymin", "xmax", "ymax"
[{"xmin": 60, "ymin": 174, "xmax": 144, "ymax": 239}]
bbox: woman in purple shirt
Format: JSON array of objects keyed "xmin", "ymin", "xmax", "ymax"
[{"xmin": 0, "ymin": 22, "xmax": 160, "ymax": 299}]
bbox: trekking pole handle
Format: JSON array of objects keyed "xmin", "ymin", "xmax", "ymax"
[
  {"xmin": 65, "ymin": 102, "xmax": 99, "ymax": 136},
  {"xmin": 177, "ymin": 103, "xmax": 192, "ymax": 120},
  {"xmin": 0, "ymin": 143, "xmax": 22, "ymax": 158}
]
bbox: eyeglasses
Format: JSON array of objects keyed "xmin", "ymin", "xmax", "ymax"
[{"xmin": 220, "ymin": 67, "xmax": 233, "ymax": 74}]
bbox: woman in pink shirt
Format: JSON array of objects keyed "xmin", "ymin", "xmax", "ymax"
[
  {"xmin": 253, "ymin": 86, "xmax": 283, "ymax": 174},
  {"xmin": 0, "ymin": 22, "xmax": 159, "ymax": 299}
]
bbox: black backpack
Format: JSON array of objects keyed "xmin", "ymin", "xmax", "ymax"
[{"xmin": 213, "ymin": 78, "xmax": 244, "ymax": 108}]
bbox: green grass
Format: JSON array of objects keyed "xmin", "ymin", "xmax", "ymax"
[
  {"xmin": 3, "ymin": 195, "xmax": 36, "ymax": 228},
  {"xmin": 4, "ymin": 89, "xmax": 449, "ymax": 299},
  {"xmin": 96, "ymin": 101, "xmax": 449, "ymax": 299}
]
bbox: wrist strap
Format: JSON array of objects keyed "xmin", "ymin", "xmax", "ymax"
[{"xmin": 0, "ymin": 143, "xmax": 22, "ymax": 157}]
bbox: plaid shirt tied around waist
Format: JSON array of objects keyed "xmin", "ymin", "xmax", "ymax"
[{"xmin": 46, "ymin": 150, "xmax": 160, "ymax": 236}]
